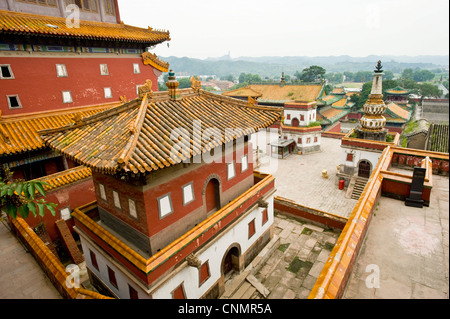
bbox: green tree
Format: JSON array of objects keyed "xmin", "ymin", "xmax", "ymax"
[
  {"xmin": 298, "ymin": 65, "xmax": 326, "ymax": 82},
  {"xmin": 383, "ymin": 70, "xmax": 394, "ymax": 81},
  {"xmin": 402, "ymin": 68, "xmax": 414, "ymax": 80},
  {"xmin": 417, "ymin": 83, "xmax": 443, "ymax": 98},
  {"xmin": 413, "ymin": 69, "xmax": 435, "ymax": 82},
  {"xmin": 1, "ymin": 170, "xmax": 56, "ymax": 219}
]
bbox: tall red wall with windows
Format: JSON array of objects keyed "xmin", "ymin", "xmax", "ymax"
[
  {"xmin": 0, "ymin": 56, "xmax": 160, "ymax": 115},
  {"xmin": 92, "ymin": 143, "xmax": 254, "ymax": 241}
]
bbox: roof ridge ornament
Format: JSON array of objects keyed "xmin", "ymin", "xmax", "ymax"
[
  {"xmin": 138, "ymin": 79, "xmax": 153, "ymax": 100},
  {"xmin": 190, "ymin": 76, "xmax": 202, "ymax": 92},
  {"xmin": 374, "ymin": 60, "xmax": 383, "ymax": 73}
]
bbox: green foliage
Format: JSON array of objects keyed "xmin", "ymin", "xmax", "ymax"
[
  {"xmin": 0, "ymin": 179, "xmax": 57, "ymax": 219},
  {"xmin": 238, "ymin": 72, "xmax": 262, "ymax": 84},
  {"xmin": 297, "ymin": 65, "xmax": 326, "ymax": 82},
  {"xmin": 307, "ymin": 121, "xmax": 321, "ymax": 128}
]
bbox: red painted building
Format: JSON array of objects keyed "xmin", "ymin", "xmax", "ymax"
[{"xmin": 41, "ymin": 78, "xmax": 281, "ymax": 299}]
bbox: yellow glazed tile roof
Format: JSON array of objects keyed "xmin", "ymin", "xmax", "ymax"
[
  {"xmin": 222, "ymin": 86, "xmax": 263, "ymax": 98},
  {"xmin": 40, "ymin": 89, "xmax": 281, "ymax": 175},
  {"xmin": 331, "ymin": 98, "xmax": 347, "ymax": 107},
  {"xmin": 0, "ymin": 102, "xmax": 119, "ymax": 156},
  {"xmin": 387, "ymin": 102, "xmax": 410, "ymax": 120},
  {"xmin": 0, "ymin": 10, "xmax": 170, "ymax": 44},
  {"xmin": 250, "ymin": 84, "xmax": 324, "ymax": 102},
  {"xmin": 35, "ymin": 166, "xmax": 92, "ymax": 191}
]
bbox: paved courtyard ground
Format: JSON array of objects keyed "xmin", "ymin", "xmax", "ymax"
[
  {"xmin": 255, "ymin": 135, "xmax": 357, "ymax": 218},
  {"xmin": 343, "ymin": 174, "xmax": 449, "ymax": 299},
  {"xmin": 0, "ymin": 217, "xmax": 61, "ymax": 299}
]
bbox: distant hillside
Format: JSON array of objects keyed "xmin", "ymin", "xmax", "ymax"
[{"xmin": 160, "ymin": 55, "xmax": 449, "ymax": 79}]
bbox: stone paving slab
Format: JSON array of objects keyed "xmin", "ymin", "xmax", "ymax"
[
  {"xmin": 256, "ymin": 136, "xmax": 357, "ymax": 219},
  {"xmin": 0, "ymin": 219, "xmax": 61, "ymax": 299},
  {"xmin": 223, "ymin": 214, "xmax": 341, "ymax": 299},
  {"xmin": 343, "ymin": 175, "xmax": 449, "ymax": 299}
]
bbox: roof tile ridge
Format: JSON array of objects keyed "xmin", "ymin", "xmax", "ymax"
[
  {"xmin": 38, "ymin": 99, "xmax": 139, "ymax": 136},
  {"xmin": 117, "ymin": 95, "xmax": 149, "ymax": 171}
]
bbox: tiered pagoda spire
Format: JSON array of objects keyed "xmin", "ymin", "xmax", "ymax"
[{"xmin": 356, "ymin": 61, "xmax": 388, "ymax": 141}]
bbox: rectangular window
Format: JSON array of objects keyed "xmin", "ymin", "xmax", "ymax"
[
  {"xmin": 297, "ymin": 138, "xmax": 302, "ymax": 144},
  {"xmin": 7, "ymin": 95, "xmax": 22, "ymax": 109},
  {"xmin": 100, "ymin": 64, "xmax": 109, "ymax": 75},
  {"xmin": 286, "ymin": 113, "xmax": 291, "ymax": 120},
  {"xmin": 90, "ymin": 250, "xmax": 99, "ymax": 270},
  {"xmin": 248, "ymin": 219, "xmax": 256, "ymax": 239},
  {"xmin": 227, "ymin": 161, "xmax": 235, "ymax": 180},
  {"xmin": 300, "ymin": 114, "xmax": 304, "ymax": 121},
  {"xmin": 307, "ymin": 138, "xmax": 311, "ymax": 144},
  {"xmin": 128, "ymin": 199, "xmax": 138, "ymax": 219},
  {"xmin": 314, "ymin": 136, "xmax": 318, "ymax": 143},
  {"xmin": 129, "ymin": 285, "xmax": 139, "ymax": 299},
  {"xmin": 346, "ymin": 153, "xmax": 354, "ymax": 162},
  {"xmin": 241, "ymin": 155, "xmax": 248, "ymax": 172},
  {"xmin": 158, "ymin": 193, "xmax": 173, "ymax": 219},
  {"xmin": 107, "ymin": 266, "xmax": 118, "ymax": 289},
  {"xmin": 56, "ymin": 64, "xmax": 68, "ymax": 77},
  {"xmin": 62, "ymin": 91, "xmax": 73, "ymax": 103},
  {"xmin": 262, "ymin": 209, "xmax": 268, "ymax": 225},
  {"xmin": 104, "ymin": 87, "xmax": 112, "ymax": 99},
  {"xmin": 19, "ymin": 0, "xmax": 57, "ymax": 7},
  {"xmin": 133, "ymin": 63, "xmax": 140, "ymax": 74},
  {"xmin": 113, "ymin": 190, "xmax": 121, "ymax": 209},
  {"xmin": 104, "ymin": 0, "xmax": 116, "ymax": 15},
  {"xmin": 0, "ymin": 65, "xmax": 14, "ymax": 79},
  {"xmin": 60, "ymin": 207, "xmax": 71, "ymax": 220},
  {"xmin": 182, "ymin": 182, "xmax": 195, "ymax": 206},
  {"xmin": 65, "ymin": 0, "xmax": 98, "ymax": 12},
  {"xmin": 199, "ymin": 261, "xmax": 211, "ymax": 286},
  {"xmin": 172, "ymin": 284, "xmax": 186, "ymax": 299},
  {"xmin": 99, "ymin": 184, "xmax": 107, "ymax": 201}
]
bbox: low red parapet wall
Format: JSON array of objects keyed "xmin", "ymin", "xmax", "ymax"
[
  {"xmin": 274, "ymin": 196, "xmax": 347, "ymax": 230},
  {"xmin": 321, "ymin": 131, "xmax": 346, "ymax": 139},
  {"xmin": 391, "ymin": 147, "xmax": 449, "ymax": 176}
]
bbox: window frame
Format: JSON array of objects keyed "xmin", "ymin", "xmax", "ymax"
[
  {"xmin": 227, "ymin": 161, "xmax": 235, "ymax": 180},
  {"xmin": 133, "ymin": 63, "xmax": 141, "ymax": 74},
  {"xmin": 107, "ymin": 266, "xmax": 118, "ymax": 289},
  {"xmin": 198, "ymin": 261, "xmax": 211, "ymax": 287},
  {"xmin": 128, "ymin": 198, "xmax": 138, "ymax": 220},
  {"xmin": 62, "ymin": 91, "xmax": 73, "ymax": 103},
  {"xmin": 98, "ymin": 183, "xmax": 107, "ymax": 202},
  {"xmin": 104, "ymin": 87, "xmax": 112, "ymax": 99},
  {"xmin": 56, "ymin": 64, "xmax": 68, "ymax": 77},
  {"xmin": 241, "ymin": 154, "xmax": 248, "ymax": 173},
  {"xmin": 181, "ymin": 182, "xmax": 195, "ymax": 206},
  {"xmin": 100, "ymin": 64, "xmax": 109, "ymax": 76},
  {"xmin": 0, "ymin": 65, "xmax": 14, "ymax": 79},
  {"xmin": 89, "ymin": 250, "xmax": 99, "ymax": 270},
  {"xmin": 112, "ymin": 190, "xmax": 121, "ymax": 210},
  {"xmin": 262, "ymin": 208, "xmax": 268, "ymax": 225},
  {"xmin": 6, "ymin": 95, "xmax": 22, "ymax": 109},
  {"xmin": 157, "ymin": 193, "xmax": 174, "ymax": 219},
  {"xmin": 248, "ymin": 219, "xmax": 256, "ymax": 239}
]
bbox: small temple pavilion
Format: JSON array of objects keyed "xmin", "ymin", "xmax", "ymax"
[
  {"xmin": 271, "ymin": 100, "xmax": 322, "ymax": 157},
  {"xmin": 337, "ymin": 61, "xmax": 399, "ymax": 189},
  {"xmin": 40, "ymin": 75, "xmax": 281, "ymax": 299}
]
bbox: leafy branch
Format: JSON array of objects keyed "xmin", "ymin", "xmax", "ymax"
[{"xmin": 0, "ymin": 180, "xmax": 57, "ymax": 219}]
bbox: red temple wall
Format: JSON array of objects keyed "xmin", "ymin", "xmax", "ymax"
[{"xmin": 0, "ymin": 56, "xmax": 159, "ymax": 115}]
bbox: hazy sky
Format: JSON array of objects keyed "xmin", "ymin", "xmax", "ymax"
[{"xmin": 118, "ymin": 0, "xmax": 449, "ymax": 59}]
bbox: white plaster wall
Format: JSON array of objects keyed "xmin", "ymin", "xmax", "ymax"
[
  {"xmin": 283, "ymin": 132, "xmax": 321, "ymax": 148},
  {"xmin": 80, "ymin": 194, "xmax": 275, "ymax": 299},
  {"xmin": 284, "ymin": 109, "xmax": 316, "ymax": 127},
  {"xmin": 341, "ymin": 147, "xmax": 382, "ymax": 172}
]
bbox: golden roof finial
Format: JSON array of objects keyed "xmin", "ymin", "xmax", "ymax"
[
  {"xmin": 190, "ymin": 76, "xmax": 201, "ymax": 92},
  {"xmin": 138, "ymin": 79, "xmax": 153, "ymax": 99},
  {"xmin": 72, "ymin": 113, "xmax": 83, "ymax": 125}
]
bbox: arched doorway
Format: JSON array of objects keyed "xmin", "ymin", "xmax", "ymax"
[
  {"xmin": 221, "ymin": 246, "xmax": 241, "ymax": 276},
  {"xmin": 358, "ymin": 160, "xmax": 371, "ymax": 178},
  {"xmin": 292, "ymin": 118, "xmax": 299, "ymax": 127},
  {"xmin": 204, "ymin": 178, "xmax": 220, "ymax": 214}
]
